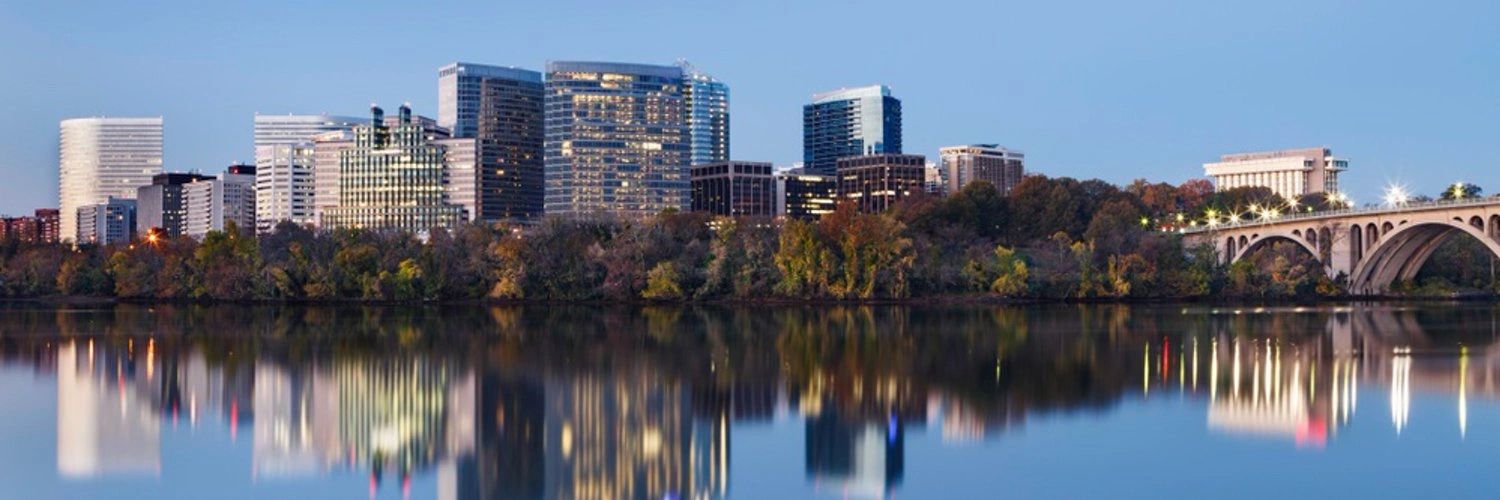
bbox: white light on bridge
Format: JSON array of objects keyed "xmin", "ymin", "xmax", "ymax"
[{"xmin": 1383, "ymin": 184, "xmax": 1410, "ymax": 208}]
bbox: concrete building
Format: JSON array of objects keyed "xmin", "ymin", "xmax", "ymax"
[
  {"xmin": 940, "ymin": 144, "xmax": 1025, "ymax": 194},
  {"xmin": 680, "ymin": 61, "xmax": 730, "ymax": 167},
  {"xmin": 690, "ymin": 161, "xmax": 775, "ymax": 217},
  {"xmin": 544, "ymin": 61, "xmax": 690, "ymax": 217},
  {"xmin": 0, "ymin": 209, "xmax": 57, "ymax": 243},
  {"xmin": 136, "ymin": 172, "xmax": 214, "ymax": 237},
  {"xmin": 438, "ymin": 63, "xmax": 545, "ymax": 221},
  {"xmin": 59, "ymin": 117, "xmax": 163, "ymax": 243},
  {"xmin": 75, "ymin": 197, "xmax": 136, "ymax": 246},
  {"xmin": 36, "ymin": 208, "xmax": 60, "ymax": 243},
  {"xmin": 803, "ymin": 86, "xmax": 901, "ymax": 175},
  {"xmin": 775, "ymin": 168, "xmax": 838, "ymax": 220},
  {"xmin": 184, "ymin": 165, "xmax": 257, "ymax": 239},
  {"xmin": 836, "ymin": 154, "xmax": 926, "ymax": 213},
  {"xmin": 310, "ymin": 130, "xmax": 355, "ymax": 226},
  {"xmin": 321, "ymin": 105, "xmax": 478, "ymax": 233},
  {"xmin": 253, "ymin": 114, "xmax": 362, "ymax": 158},
  {"xmin": 1203, "ymin": 147, "xmax": 1348, "ymax": 201}
]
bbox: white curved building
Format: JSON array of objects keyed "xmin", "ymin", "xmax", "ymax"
[{"xmin": 58, "ymin": 117, "xmax": 163, "ymax": 243}]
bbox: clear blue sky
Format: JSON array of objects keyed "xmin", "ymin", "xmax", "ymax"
[{"xmin": 1, "ymin": 0, "xmax": 1496, "ymax": 215}]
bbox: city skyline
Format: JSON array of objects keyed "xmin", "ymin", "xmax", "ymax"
[{"xmin": 2, "ymin": 1, "xmax": 1496, "ymax": 215}]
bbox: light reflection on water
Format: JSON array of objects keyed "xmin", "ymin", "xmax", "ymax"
[{"xmin": 1, "ymin": 303, "xmax": 1499, "ymax": 499}]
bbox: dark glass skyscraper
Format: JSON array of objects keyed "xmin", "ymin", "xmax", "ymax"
[
  {"xmin": 802, "ymin": 85, "xmax": 902, "ymax": 175},
  {"xmin": 438, "ymin": 63, "xmax": 545, "ymax": 221},
  {"xmin": 544, "ymin": 61, "xmax": 690, "ymax": 217}
]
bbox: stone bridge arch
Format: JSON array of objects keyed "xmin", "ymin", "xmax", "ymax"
[
  {"xmin": 1350, "ymin": 220, "xmax": 1500, "ymax": 294},
  {"xmin": 1227, "ymin": 231, "xmax": 1327, "ymax": 276}
]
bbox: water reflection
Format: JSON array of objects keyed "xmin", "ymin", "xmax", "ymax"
[{"xmin": 3, "ymin": 303, "xmax": 1500, "ymax": 498}]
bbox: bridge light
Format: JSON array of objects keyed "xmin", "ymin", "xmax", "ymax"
[
  {"xmin": 1383, "ymin": 183, "xmax": 1410, "ymax": 208},
  {"xmin": 1451, "ymin": 182, "xmax": 1467, "ymax": 199},
  {"xmin": 1140, "ymin": 216, "xmax": 1150, "ymax": 227}
]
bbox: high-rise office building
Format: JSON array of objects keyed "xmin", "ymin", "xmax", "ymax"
[
  {"xmin": 775, "ymin": 168, "xmax": 838, "ymax": 220},
  {"xmin": 836, "ymin": 154, "xmax": 926, "ymax": 213},
  {"xmin": 1203, "ymin": 147, "xmax": 1348, "ymax": 201},
  {"xmin": 252, "ymin": 114, "xmax": 363, "ymax": 158},
  {"xmin": 690, "ymin": 161, "xmax": 775, "ymax": 217},
  {"xmin": 544, "ymin": 61, "xmax": 690, "ymax": 217},
  {"xmin": 438, "ymin": 63, "xmax": 545, "ymax": 221},
  {"xmin": 252, "ymin": 114, "xmax": 361, "ymax": 232},
  {"xmin": 137, "ymin": 172, "xmax": 214, "ymax": 237},
  {"xmin": 679, "ymin": 61, "xmax": 730, "ymax": 167},
  {"xmin": 940, "ymin": 144, "xmax": 1025, "ymax": 194},
  {"xmin": 803, "ymin": 86, "xmax": 901, "ymax": 175},
  {"xmin": 184, "ymin": 165, "xmax": 257, "ymax": 239},
  {"xmin": 59, "ymin": 117, "xmax": 163, "ymax": 243},
  {"xmin": 321, "ymin": 105, "xmax": 478, "ymax": 233},
  {"xmin": 75, "ymin": 197, "xmax": 137, "ymax": 246}
]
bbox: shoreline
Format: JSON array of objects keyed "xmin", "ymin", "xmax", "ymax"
[{"xmin": 6, "ymin": 293, "xmax": 1500, "ymax": 308}]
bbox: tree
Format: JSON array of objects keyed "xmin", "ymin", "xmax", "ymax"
[
  {"xmin": 989, "ymin": 245, "xmax": 1029, "ymax": 297},
  {"xmin": 642, "ymin": 261, "xmax": 684, "ymax": 300},
  {"xmin": 1440, "ymin": 182, "xmax": 1483, "ymax": 200}
]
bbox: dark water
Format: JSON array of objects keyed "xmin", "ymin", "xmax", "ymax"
[{"xmin": 1, "ymin": 303, "xmax": 1498, "ymax": 499}]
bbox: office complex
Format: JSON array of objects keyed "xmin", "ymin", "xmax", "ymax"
[
  {"xmin": 836, "ymin": 154, "xmax": 926, "ymax": 213},
  {"xmin": 75, "ymin": 197, "xmax": 137, "ymax": 246},
  {"xmin": 438, "ymin": 63, "xmax": 546, "ymax": 221},
  {"xmin": 803, "ymin": 86, "xmax": 901, "ymax": 175},
  {"xmin": 775, "ymin": 168, "xmax": 838, "ymax": 220},
  {"xmin": 321, "ymin": 105, "xmax": 477, "ymax": 233},
  {"xmin": 680, "ymin": 61, "xmax": 730, "ymax": 167},
  {"xmin": 252, "ymin": 114, "xmax": 361, "ymax": 231},
  {"xmin": 1203, "ymin": 147, "xmax": 1348, "ymax": 201},
  {"xmin": 183, "ymin": 165, "xmax": 257, "ymax": 239},
  {"xmin": 690, "ymin": 161, "xmax": 775, "ymax": 217},
  {"xmin": 136, "ymin": 172, "xmax": 214, "ymax": 237},
  {"xmin": 59, "ymin": 117, "xmax": 163, "ymax": 243},
  {"xmin": 544, "ymin": 61, "xmax": 690, "ymax": 217},
  {"xmin": 940, "ymin": 144, "xmax": 1025, "ymax": 194}
]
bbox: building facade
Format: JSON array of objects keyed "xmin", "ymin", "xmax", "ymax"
[
  {"xmin": 775, "ymin": 169, "xmax": 838, "ymax": 220},
  {"xmin": 321, "ymin": 105, "xmax": 476, "ymax": 233},
  {"xmin": 690, "ymin": 161, "xmax": 775, "ymax": 217},
  {"xmin": 59, "ymin": 117, "xmax": 163, "ymax": 243},
  {"xmin": 1203, "ymin": 147, "xmax": 1348, "ymax": 201},
  {"xmin": 136, "ymin": 173, "xmax": 214, "ymax": 237},
  {"xmin": 544, "ymin": 61, "xmax": 690, "ymax": 217},
  {"xmin": 252, "ymin": 114, "xmax": 361, "ymax": 232},
  {"xmin": 803, "ymin": 86, "xmax": 901, "ymax": 175},
  {"xmin": 76, "ymin": 197, "xmax": 136, "ymax": 246},
  {"xmin": 438, "ymin": 63, "xmax": 545, "ymax": 221},
  {"xmin": 0, "ymin": 209, "xmax": 59, "ymax": 243},
  {"xmin": 680, "ymin": 61, "xmax": 730, "ymax": 167},
  {"xmin": 36, "ymin": 209, "xmax": 59, "ymax": 243},
  {"xmin": 184, "ymin": 165, "xmax": 257, "ymax": 239},
  {"xmin": 940, "ymin": 144, "xmax": 1025, "ymax": 194},
  {"xmin": 836, "ymin": 154, "xmax": 926, "ymax": 213}
]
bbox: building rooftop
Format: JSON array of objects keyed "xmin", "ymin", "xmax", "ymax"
[
  {"xmin": 811, "ymin": 85, "xmax": 891, "ymax": 104},
  {"xmin": 439, "ymin": 62, "xmax": 542, "ymax": 82}
]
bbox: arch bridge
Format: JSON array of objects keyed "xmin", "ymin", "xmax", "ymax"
[{"xmin": 1182, "ymin": 198, "xmax": 1500, "ymax": 295}]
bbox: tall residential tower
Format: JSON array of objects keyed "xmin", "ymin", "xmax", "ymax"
[
  {"xmin": 58, "ymin": 117, "xmax": 164, "ymax": 243},
  {"xmin": 679, "ymin": 61, "xmax": 730, "ymax": 167},
  {"xmin": 438, "ymin": 63, "xmax": 545, "ymax": 221},
  {"xmin": 544, "ymin": 61, "xmax": 690, "ymax": 217}
]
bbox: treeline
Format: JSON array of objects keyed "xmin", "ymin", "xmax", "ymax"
[{"xmin": 0, "ymin": 175, "xmax": 1458, "ymax": 302}]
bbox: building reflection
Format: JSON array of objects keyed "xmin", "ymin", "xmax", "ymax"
[{"xmin": 11, "ymin": 303, "xmax": 1500, "ymax": 498}]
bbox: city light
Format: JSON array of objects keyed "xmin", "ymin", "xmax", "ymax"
[{"xmin": 1382, "ymin": 183, "xmax": 1410, "ymax": 208}]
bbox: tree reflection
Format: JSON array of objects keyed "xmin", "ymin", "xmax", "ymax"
[{"xmin": 2, "ymin": 302, "xmax": 1499, "ymax": 498}]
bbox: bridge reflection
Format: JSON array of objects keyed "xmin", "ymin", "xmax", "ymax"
[{"xmin": 3, "ymin": 303, "xmax": 1499, "ymax": 498}]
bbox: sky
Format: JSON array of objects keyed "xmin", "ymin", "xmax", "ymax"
[{"xmin": 1, "ymin": 0, "xmax": 1497, "ymax": 215}]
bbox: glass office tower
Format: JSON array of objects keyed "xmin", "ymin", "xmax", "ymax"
[
  {"xmin": 438, "ymin": 63, "xmax": 545, "ymax": 221},
  {"xmin": 544, "ymin": 61, "xmax": 690, "ymax": 217},
  {"xmin": 679, "ymin": 61, "xmax": 730, "ymax": 167},
  {"xmin": 802, "ymin": 86, "xmax": 902, "ymax": 176}
]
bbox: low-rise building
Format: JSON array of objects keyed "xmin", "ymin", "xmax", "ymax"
[
  {"xmin": 1203, "ymin": 147, "xmax": 1347, "ymax": 200},
  {"xmin": 836, "ymin": 154, "xmax": 926, "ymax": 213},
  {"xmin": 775, "ymin": 169, "xmax": 838, "ymax": 220},
  {"xmin": 690, "ymin": 161, "xmax": 776, "ymax": 217},
  {"xmin": 76, "ymin": 197, "xmax": 136, "ymax": 246}
]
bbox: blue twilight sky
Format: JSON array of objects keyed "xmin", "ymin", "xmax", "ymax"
[{"xmin": 0, "ymin": 0, "xmax": 1497, "ymax": 215}]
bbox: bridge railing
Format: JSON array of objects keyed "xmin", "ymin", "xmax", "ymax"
[{"xmin": 1179, "ymin": 195, "xmax": 1500, "ymax": 234}]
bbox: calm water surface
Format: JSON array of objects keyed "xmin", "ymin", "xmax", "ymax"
[{"xmin": 1, "ymin": 303, "xmax": 1498, "ymax": 499}]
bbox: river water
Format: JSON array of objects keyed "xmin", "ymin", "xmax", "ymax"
[{"xmin": 0, "ymin": 303, "xmax": 1496, "ymax": 499}]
